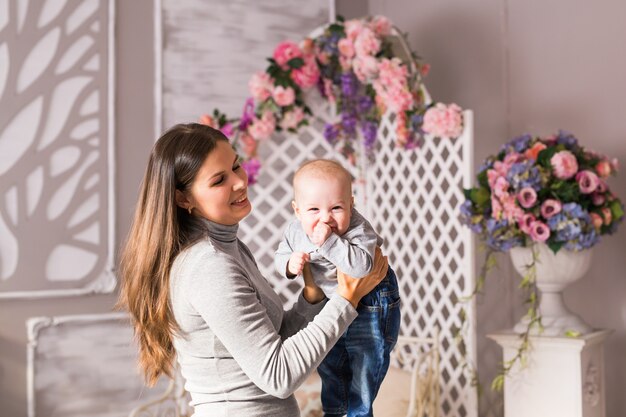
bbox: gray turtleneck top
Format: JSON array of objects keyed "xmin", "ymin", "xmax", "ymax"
[{"xmin": 169, "ymin": 219, "xmax": 358, "ymax": 417}]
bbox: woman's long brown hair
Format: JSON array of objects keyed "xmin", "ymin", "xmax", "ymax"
[{"xmin": 117, "ymin": 123, "xmax": 228, "ymax": 386}]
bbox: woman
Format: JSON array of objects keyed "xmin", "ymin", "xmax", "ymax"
[{"xmin": 117, "ymin": 123, "xmax": 388, "ymax": 417}]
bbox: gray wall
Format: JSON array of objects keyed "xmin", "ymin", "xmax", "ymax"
[{"xmin": 368, "ymin": 0, "xmax": 626, "ymax": 416}]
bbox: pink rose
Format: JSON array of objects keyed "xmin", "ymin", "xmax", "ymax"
[
  {"xmin": 518, "ymin": 213, "xmax": 536, "ymax": 234},
  {"xmin": 353, "ymin": 56, "xmax": 379, "ymax": 82},
  {"xmin": 248, "ymin": 112, "xmax": 276, "ymax": 140},
  {"xmin": 338, "ymin": 38, "xmax": 355, "ymax": 58},
  {"xmin": 596, "ymin": 179, "xmax": 607, "ymax": 193},
  {"xmin": 595, "ymin": 160, "xmax": 612, "ymax": 178},
  {"xmin": 502, "ymin": 195, "xmax": 523, "ymax": 222},
  {"xmin": 529, "ymin": 221, "xmax": 550, "ymax": 242},
  {"xmin": 239, "ymin": 132, "xmax": 257, "ymax": 157},
  {"xmin": 550, "ymin": 150, "xmax": 578, "ymax": 179},
  {"xmin": 517, "ymin": 187, "xmax": 537, "ymax": 208},
  {"xmin": 371, "ymin": 15, "xmax": 392, "ymax": 36},
  {"xmin": 290, "ymin": 56, "xmax": 320, "ymax": 90},
  {"xmin": 422, "ymin": 103, "xmax": 464, "ymax": 138},
  {"xmin": 540, "ymin": 199, "xmax": 562, "ymax": 219},
  {"xmin": 590, "ymin": 212, "xmax": 604, "ymax": 229},
  {"xmin": 279, "ymin": 107, "xmax": 305, "ymax": 130},
  {"xmin": 354, "ymin": 27, "xmax": 381, "ymax": 57},
  {"xmin": 576, "ymin": 170, "xmax": 600, "ymax": 194},
  {"xmin": 272, "ymin": 86, "xmax": 295, "ymax": 107},
  {"xmin": 592, "ymin": 193, "xmax": 606, "ymax": 206},
  {"xmin": 273, "ymin": 41, "xmax": 302, "ymax": 68},
  {"xmin": 344, "ymin": 19, "xmax": 365, "ymax": 41},
  {"xmin": 248, "ymin": 72, "xmax": 273, "ymax": 102}
]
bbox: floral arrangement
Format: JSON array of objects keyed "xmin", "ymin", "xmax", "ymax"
[
  {"xmin": 199, "ymin": 15, "xmax": 464, "ymax": 184},
  {"xmin": 458, "ymin": 130, "xmax": 623, "ymax": 390},
  {"xmin": 460, "ymin": 130, "xmax": 623, "ymax": 253}
]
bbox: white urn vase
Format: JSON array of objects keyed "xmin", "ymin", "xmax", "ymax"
[{"xmin": 509, "ymin": 243, "xmax": 593, "ymax": 336}]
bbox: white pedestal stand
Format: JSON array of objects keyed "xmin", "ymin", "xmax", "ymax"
[{"xmin": 488, "ymin": 330, "xmax": 611, "ymax": 417}]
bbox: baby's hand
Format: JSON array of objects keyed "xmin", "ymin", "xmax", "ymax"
[
  {"xmin": 287, "ymin": 252, "xmax": 310, "ymax": 277},
  {"xmin": 310, "ymin": 222, "xmax": 332, "ymax": 246}
]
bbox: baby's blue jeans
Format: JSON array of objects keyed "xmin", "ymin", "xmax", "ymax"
[{"xmin": 318, "ymin": 267, "xmax": 401, "ymax": 417}]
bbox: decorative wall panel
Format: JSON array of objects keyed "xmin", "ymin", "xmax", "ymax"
[
  {"xmin": 0, "ymin": 0, "xmax": 115, "ymax": 298},
  {"xmin": 27, "ymin": 313, "xmax": 170, "ymax": 417}
]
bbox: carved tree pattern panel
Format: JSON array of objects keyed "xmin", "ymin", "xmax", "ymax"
[{"xmin": 0, "ymin": 0, "xmax": 115, "ymax": 298}]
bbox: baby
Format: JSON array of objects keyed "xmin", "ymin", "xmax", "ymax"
[{"xmin": 275, "ymin": 159, "xmax": 401, "ymax": 417}]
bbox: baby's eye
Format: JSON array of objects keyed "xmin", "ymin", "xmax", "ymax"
[
  {"xmin": 308, "ymin": 208, "xmax": 319, "ymax": 212},
  {"xmin": 332, "ymin": 206, "xmax": 343, "ymax": 211}
]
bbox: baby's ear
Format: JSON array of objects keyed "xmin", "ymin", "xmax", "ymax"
[{"xmin": 292, "ymin": 200, "xmax": 300, "ymax": 218}]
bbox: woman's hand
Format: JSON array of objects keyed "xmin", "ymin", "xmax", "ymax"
[
  {"xmin": 336, "ymin": 247, "xmax": 388, "ymax": 308},
  {"xmin": 302, "ymin": 263, "xmax": 326, "ymax": 304}
]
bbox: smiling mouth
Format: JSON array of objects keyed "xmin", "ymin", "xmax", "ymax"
[{"xmin": 232, "ymin": 194, "xmax": 248, "ymax": 205}]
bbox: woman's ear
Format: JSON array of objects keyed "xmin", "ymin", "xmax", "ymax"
[{"xmin": 175, "ymin": 189, "xmax": 192, "ymax": 211}]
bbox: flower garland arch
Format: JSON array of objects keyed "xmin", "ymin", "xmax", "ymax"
[{"xmin": 199, "ymin": 15, "xmax": 465, "ymax": 184}]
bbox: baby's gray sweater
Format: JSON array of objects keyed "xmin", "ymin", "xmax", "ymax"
[
  {"xmin": 275, "ymin": 208, "xmax": 383, "ymax": 298},
  {"xmin": 169, "ymin": 219, "xmax": 357, "ymax": 417}
]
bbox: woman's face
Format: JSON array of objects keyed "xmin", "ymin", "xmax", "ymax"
[{"xmin": 183, "ymin": 140, "xmax": 251, "ymax": 225}]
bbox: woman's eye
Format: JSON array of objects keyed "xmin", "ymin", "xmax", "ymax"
[
  {"xmin": 212, "ymin": 176, "xmax": 224, "ymax": 186},
  {"xmin": 233, "ymin": 164, "xmax": 241, "ymax": 170}
]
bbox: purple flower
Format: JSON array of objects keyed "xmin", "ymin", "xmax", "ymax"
[
  {"xmin": 323, "ymin": 123, "xmax": 340, "ymax": 143},
  {"xmin": 341, "ymin": 112, "xmax": 357, "ymax": 135},
  {"xmin": 242, "ymin": 158, "xmax": 261, "ymax": 185},
  {"xmin": 341, "ymin": 72, "xmax": 358, "ymax": 98},
  {"xmin": 357, "ymin": 95, "xmax": 374, "ymax": 113},
  {"xmin": 556, "ymin": 130, "xmax": 578, "ymax": 148},
  {"xmin": 361, "ymin": 120, "xmax": 378, "ymax": 148}
]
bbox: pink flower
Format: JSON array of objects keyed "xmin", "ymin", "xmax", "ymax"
[
  {"xmin": 502, "ymin": 195, "xmax": 523, "ymax": 222},
  {"xmin": 422, "ymin": 103, "xmax": 464, "ymax": 138},
  {"xmin": 524, "ymin": 142, "xmax": 547, "ymax": 161},
  {"xmin": 550, "ymin": 150, "xmax": 578, "ymax": 179},
  {"xmin": 322, "ymin": 78, "xmax": 335, "ymax": 103},
  {"xmin": 354, "ymin": 27, "xmax": 381, "ymax": 57},
  {"xmin": 592, "ymin": 193, "xmax": 606, "ymax": 206},
  {"xmin": 576, "ymin": 170, "xmax": 600, "ymax": 194},
  {"xmin": 272, "ymin": 86, "xmax": 295, "ymax": 107},
  {"xmin": 385, "ymin": 87, "xmax": 414, "ymax": 113},
  {"xmin": 493, "ymin": 176, "xmax": 510, "ymax": 198},
  {"xmin": 596, "ymin": 179, "xmax": 607, "ymax": 193},
  {"xmin": 338, "ymin": 38, "xmax": 355, "ymax": 58},
  {"xmin": 610, "ymin": 158, "xmax": 619, "ymax": 172},
  {"xmin": 248, "ymin": 72, "xmax": 273, "ymax": 102},
  {"xmin": 291, "ymin": 56, "xmax": 320, "ymax": 90},
  {"xmin": 595, "ymin": 160, "xmax": 612, "ymax": 178},
  {"xmin": 300, "ymin": 38, "xmax": 314, "ymax": 55},
  {"xmin": 239, "ymin": 132, "xmax": 257, "ymax": 157},
  {"xmin": 601, "ymin": 207, "xmax": 613, "ymax": 225},
  {"xmin": 517, "ymin": 187, "xmax": 537, "ymax": 208},
  {"xmin": 420, "ymin": 63, "xmax": 431, "ymax": 77},
  {"xmin": 540, "ymin": 199, "xmax": 562, "ymax": 219},
  {"xmin": 353, "ymin": 56, "xmax": 379, "ymax": 83},
  {"xmin": 279, "ymin": 107, "xmax": 305, "ymax": 130},
  {"xmin": 199, "ymin": 114, "xmax": 219, "ymax": 129},
  {"xmin": 371, "ymin": 15, "xmax": 392, "ymax": 36},
  {"xmin": 273, "ymin": 41, "xmax": 302, "ymax": 68},
  {"xmin": 248, "ymin": 112, "xmax": 276, "ymax": 140},
  {"xmin": 221, "ymin": 123, "xmax": 234, "ymax": 138},
  {"xmin": 590, "ymin": 212, "xmax": 604, "ymax": 229},
  {"xmin": 344, "ymin": 19, "xmax": 365, "ymax": 41},
  {"xmin": 339, "ymin": 55, "xmax": 353, "ymax": 71},
  {"xmin": 529, "ymin": 221, "xmax": 550, "ymax": 242},
  {"xmin": 518, "ymin": 213, "xmax": 536, "ymax": 234},
  {"xmin": 487, "ymin": 169, "xmax": 499, "ymax": 189},
  {"xmin": 491, "ymin": 195, "xmax": 503, "ymax": 220}
]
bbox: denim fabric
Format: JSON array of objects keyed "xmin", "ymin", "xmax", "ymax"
[{"xmin": 318, "ymin": 267, "xmax": 401, "ymax": 417}]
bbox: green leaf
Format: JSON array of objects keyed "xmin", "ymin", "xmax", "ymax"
[
  {"xmin": 471, "ymin": 187, "xmax": 490, "ymax": 207},
  {"xmin": 610, "ymin": 200, "xmax": 625, "ymax": 220},
  {"xmin": 463, "ymin": 188, "xmax": 473, "ymax": 201},
  {"xmin": 565, "ymin": 330, "xmax": 581, "ymax": 338},
  {"xmin": 537, "ymin": 146, "xmax": 558, "ymax": 168},
  {"xmin": 547, "ymin": 241, "xmax": 564, "ymax": 254},
  {"xmin": 287, "ymin": 57, "xmax": 304, "ymax": 69},
  {"xmin": 477, "ymin": 169, "xmax": 489, "ymax": 188}
]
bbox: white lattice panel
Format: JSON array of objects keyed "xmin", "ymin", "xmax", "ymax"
[{"xmin": 239, "ymin": 95, "xmax": 476, "ymax": 417}]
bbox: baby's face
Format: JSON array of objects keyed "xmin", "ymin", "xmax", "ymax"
[{"xmin": 293, "ymin": 175, "xmax": 353, "ymax": 237}]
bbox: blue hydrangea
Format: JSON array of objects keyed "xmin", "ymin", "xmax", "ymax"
[
  {"xmin": 506, "ymin": 161, "xmax": 542, "ymax": 191},
  {"xmin": 485, "ymin": 219, "xmax": 523, "ymax": 251},
  {"xmin": 556, "ymin": 130, "xmax": 578, "ymax": 148},
  {"xmin": 501, "ymin": 134, "xmax": 532, "ymax": 154}
]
